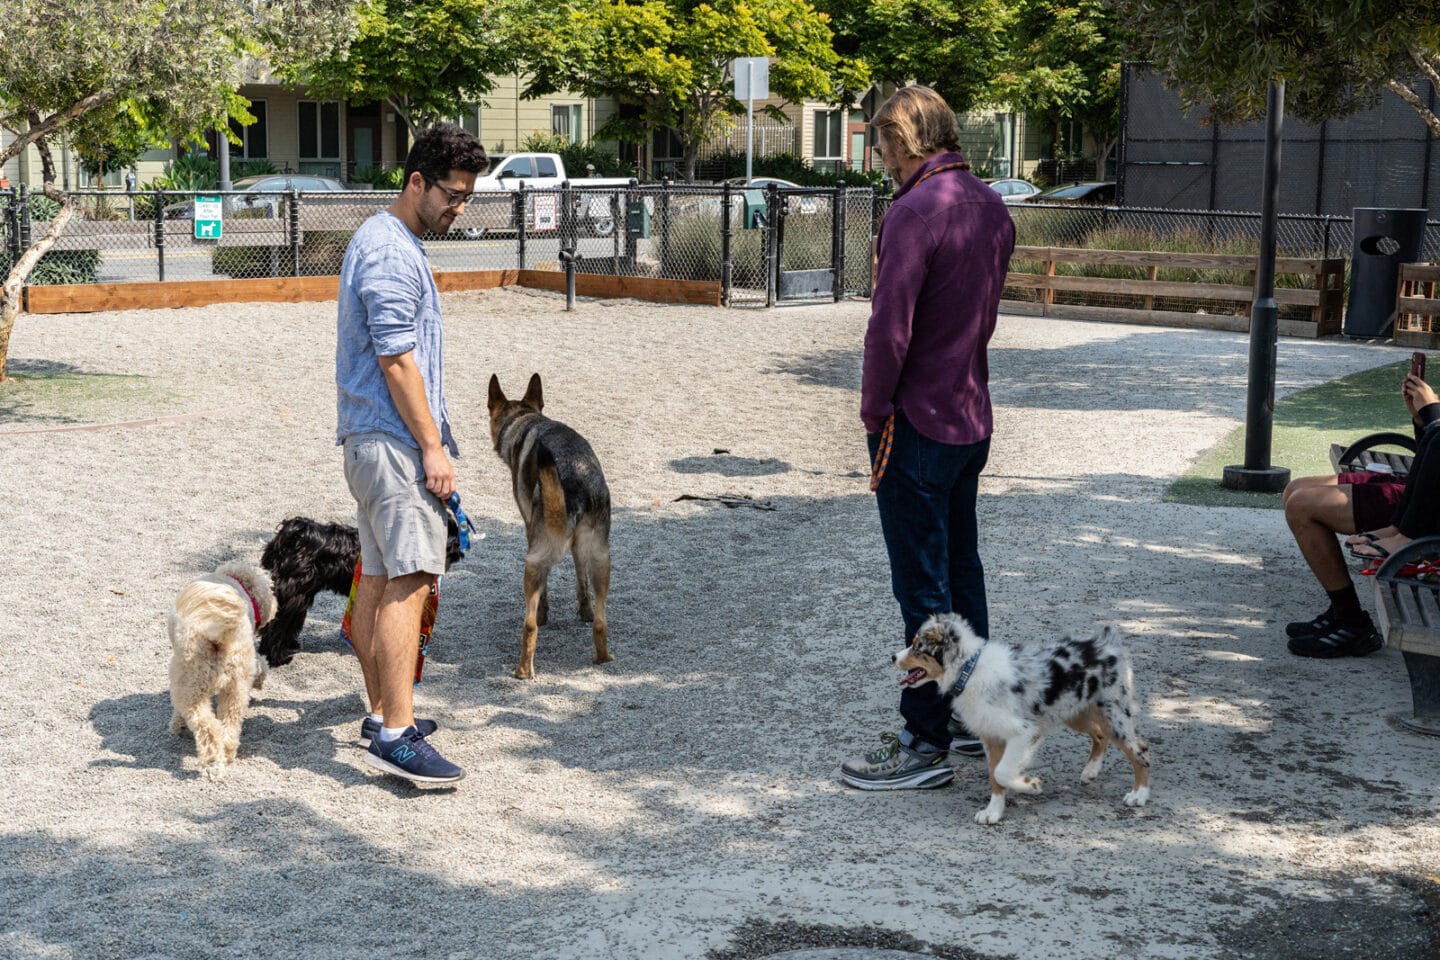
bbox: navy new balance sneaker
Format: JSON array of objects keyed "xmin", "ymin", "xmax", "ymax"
[
  {"xmin": 364, "ymin": 727, "xmax": 464, "ymax": 784},
  {"xmin": 359, "ymin": 715, "xmax": 438, "ymax": 746}
]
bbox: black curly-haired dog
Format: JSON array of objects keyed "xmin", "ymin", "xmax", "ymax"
[{"xmin": 258, "ymin": 515, "xmax": 463, "ymax": 667}]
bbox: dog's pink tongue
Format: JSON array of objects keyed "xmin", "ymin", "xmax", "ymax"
[{"xmin": 900, "ymin": 668, "xmax": 927, "ymax": 686}]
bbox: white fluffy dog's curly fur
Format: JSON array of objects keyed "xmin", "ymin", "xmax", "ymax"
[{"xmin": 167, "ymin": 561, "xmax": 277, "ymax": 780}]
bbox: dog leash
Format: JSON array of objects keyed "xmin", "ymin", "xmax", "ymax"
[
  {"xmin": 448, "ymin": 491, "xmax": 476, "ymax": 553},
  {"xmin": 870, "ymin": 161, "xmax": 971, "ymax": 494},
  {"xmin": 869, "ymin": 416, "xmax": 895, "ymax": 491}
]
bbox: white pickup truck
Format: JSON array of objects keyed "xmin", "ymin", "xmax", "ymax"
[{"xmin": 460, "ymin": 152, "xmax": 634, "ymax": 238}]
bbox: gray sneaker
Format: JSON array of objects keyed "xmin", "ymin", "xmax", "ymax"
[{"xmin": 840, "ymin": 732, "xmax": 954, "ymax": 790}]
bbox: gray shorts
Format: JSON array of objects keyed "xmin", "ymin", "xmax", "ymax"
[{"xmin": 342, "ymin": 431, "xmax": 447, "ymax": 578}]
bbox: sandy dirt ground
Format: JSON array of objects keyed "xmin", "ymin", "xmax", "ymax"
[{"xmin": 0, "ymin": 288, "xmax": 1435, "ymax": 960}]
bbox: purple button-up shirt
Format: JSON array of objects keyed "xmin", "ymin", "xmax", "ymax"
[{"xmin": 861, "ymin": 152, "xmax": 1015, "ymax": 445}]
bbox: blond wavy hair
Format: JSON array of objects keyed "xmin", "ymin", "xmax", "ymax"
[{"xmin": 872, "ymin": 86, "xmax": 960, "ymax": 160}]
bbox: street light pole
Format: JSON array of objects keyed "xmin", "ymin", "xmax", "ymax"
[{"xmin": 1223, "ymin": 80, "xmax": 1291, "ymax": 493}]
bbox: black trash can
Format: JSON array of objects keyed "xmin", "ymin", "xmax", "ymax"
[{"xmin": 1345, "ymin": 207, "xmax": 1429, "ymax": 337}]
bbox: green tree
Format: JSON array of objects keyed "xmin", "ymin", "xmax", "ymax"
[
  {"xmin": 817, "ymin": 0, "xmax": 1013, "ymax": 113},
  {"xmin": 290, "ymin": 0, "xmax": 520, "ymax": 136},
  {"xmin": 518, "ymin": 0, "xmax": 868, "ymax": 181},
  {"xmin": 0, "ymin": 0, "xmax": 356, "ymax": 382},
  {"xmin": 993, "ymin": 0, "xmax": 1130, "ymax": 179},
  {"xmin": 1111, "ymin": 0, "xmax": 1440, "ymax": 135}
]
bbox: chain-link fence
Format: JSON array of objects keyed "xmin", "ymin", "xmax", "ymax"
[{"xmin": 8, "ymin": 185, "xmax": 1440, "ymax": 322}]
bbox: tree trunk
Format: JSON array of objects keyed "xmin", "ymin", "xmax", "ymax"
[
  {"xmin": 1095, "ymin": 137, "xmax": 1116, "ymax": 181},
  {"xmin": 0, "ymin": 205, "xmax": 79, "ymax": 382},
  {"xmin": 1386, "ymin": 80, "xmax": 1440, "ymax": 139},
  {"xmin": 683, "ymin": 142, "xmax": 700, "ymax": 182}
]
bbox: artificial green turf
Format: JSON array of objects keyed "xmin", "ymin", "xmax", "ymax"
[{"xmin": 1163, "ymin": 359, "xmax": 1414, "ymax": 509}]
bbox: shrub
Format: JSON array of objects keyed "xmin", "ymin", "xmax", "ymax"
[
  {"xmin": 234, "ymin": 159, "xmax": 279, "ymax": 177},
  {"xmin": 0, "ymin": 194, "xmax": 103, "ymax": 285},
  {"xmin": 699, "ymin": 150, "xmax": 883, "ymax": 187},
  {"xmin": 210, "ymin": 230, "xmax": 355, "ymax": 279},
  {"xmin": 352, "ymin": 165, "xmax": 405, "ymax": 189},
  {"xmin": 157, "ymin": 155, "xmax": 219, "ymax": 191},
  {"xmin": 519, "ymin": 133, "xmax": 634, "ymax": 179}
]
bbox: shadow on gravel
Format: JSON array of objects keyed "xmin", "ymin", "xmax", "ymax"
[
  {"xmin": 670, "ymin": 454, "xmax": 792, "ymax": 477},
  {"xmin": 0, "ymin": 360, "xmax": 160, "ymax": 427},
  {"xmin": 764, "ymin": 332, "xmax": 1398, "ymax": 419},
  {"xmin": 705, "ymin": 917, "xmax": 989, "ymax": 960},
  {"xmin": 88, "ymin": 690, "xmax": 380, "ymax": 787},
  {"xmin": 0, "ymin": 803, "xmax": 536, "ymax": 957}
]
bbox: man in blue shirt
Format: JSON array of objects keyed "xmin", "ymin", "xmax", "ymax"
[{"xmin": 337, "ymin": 123, "xmax": 487, "ymax": 784}]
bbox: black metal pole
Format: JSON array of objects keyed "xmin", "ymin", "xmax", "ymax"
[
  {"xmin": 1223, "ymin": 80, "xmax": 1291, "ymax": 492},
  {"xmin": 765, "ymin": 182, "xmax": 779, "ymax": 307},
  {"xmin": 289, "ymin": 188, "xmax": 301, "ymax": 277},
  {"xmin": 515, "ymin": 183, "xmax": 527, "ymax": 271},
  {"xmin": 720, "ymin": 180, "xmax": 733, "ymax": 306},
  {"xmin": 154, "ymin": 187, "xmax": 165, "ymax": 282},
  {"xmin": 832, "ymin": 180, "xmax": 845, "ymax": 302}
]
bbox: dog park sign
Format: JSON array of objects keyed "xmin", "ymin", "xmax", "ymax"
[{"xmin": 193, "ymin": 196, "xmax": 223, "ymax": 240}]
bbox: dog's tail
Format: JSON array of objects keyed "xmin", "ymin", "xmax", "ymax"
[
  {"xmin": 1097, "ymin": 627, "xmax": 1150, "ymax": 768},
  {"xmin": 171, "ymin": 580, "xmax": 251, "ymax": 661}
]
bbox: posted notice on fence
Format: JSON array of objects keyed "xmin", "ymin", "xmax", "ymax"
[
  {"xmin": 530, "ymin": 194, "xmax": 558, "ymax": 232},
  {"xmin": 193, "ymin": 196, "xmax": 223, "ymax": 240}
]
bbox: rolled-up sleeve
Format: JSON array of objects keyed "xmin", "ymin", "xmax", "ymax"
[
  {"xmin": 356, "ymin": 245, "xmax": 423, "ymax": 357},
  {"xmin": 862, "ymin": 206, "xmax": 935, "ymax": 433}
]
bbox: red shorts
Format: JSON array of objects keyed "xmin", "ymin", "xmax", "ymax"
[{"xmin": 1338, "ymin": 471, "xmax": 1406, "ymax": 532}]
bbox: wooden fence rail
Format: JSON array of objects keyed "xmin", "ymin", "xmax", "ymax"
[{"xmin": 1002, "ymin": 245, "xmax": 1346, "ymax": 337}]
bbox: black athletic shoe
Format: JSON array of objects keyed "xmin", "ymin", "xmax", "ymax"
[
  {"xmin": 946, "ymin": 717, "xmax": 987, "ymax": 757},
  {"xmin": 1285, "ymin": 609, "xmax": 1336, "ymax": 640},
  {"xmin": 1287, "ymin": 617, "xmax": 1383, "ymax": 659}
]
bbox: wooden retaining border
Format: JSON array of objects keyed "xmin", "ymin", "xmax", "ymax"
[
  {"xmin": 1001, "ymin": 246, "xmax": 1346, "ymax": 337},
  {"xmin": 23, "ymin": 269, "xmax": 719, "ymax": 314},
  {"xmin": 1394, "ymin": 263, "xmax": 1440, "ymax": 348}
]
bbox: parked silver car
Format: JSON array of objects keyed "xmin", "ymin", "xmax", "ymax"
[
  {"xmin": 984, "ymin": 177, "xmax": 1042, "ymax": 203},
  {"xmin": 161, "ymin": 174, "xmax": 350, "ymax": 220}
]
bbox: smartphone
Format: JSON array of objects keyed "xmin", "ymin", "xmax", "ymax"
[{"xmin": 1412, "ymin": 352, "xmax": 1427, "ymax": 381}]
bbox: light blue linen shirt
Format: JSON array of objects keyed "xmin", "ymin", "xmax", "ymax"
[{"xmin": 335, "ymin": 211, "xmax": 457, "ymax": 456}]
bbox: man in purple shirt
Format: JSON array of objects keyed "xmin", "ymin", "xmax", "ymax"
[{"xmin": 841, "ymin": 86, "xmax": 1015, "ymax": 791}]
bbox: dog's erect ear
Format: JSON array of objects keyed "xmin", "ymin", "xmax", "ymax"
[
  {"xmin": 523, "ymin": 372, "xmax": 543, "ymax": 411},
  {"xmin": 488, "ymin": 374, "xmax": 505, "ymax": 410}
]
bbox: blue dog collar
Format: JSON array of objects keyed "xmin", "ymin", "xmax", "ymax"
[
  {"xmin": 448, "ymin": 492, "xmax": 477, "ymax": 553},
  {"xmin": 951, "ymin": 650, "xmax": 981, "ymax": 696}
]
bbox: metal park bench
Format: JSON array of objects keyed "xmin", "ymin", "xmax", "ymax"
[
  {"xmin": 1372, "ymin": 538, "xmax": 1440, "ymax": 736},
  {"xmin": 1330, "ymin": 431, "xmax": 1417, "ymax": 479}
]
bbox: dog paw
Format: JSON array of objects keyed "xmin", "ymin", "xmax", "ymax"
[
  {"xmin": 513, "ymin": 665, "xmax": 535, "ymax": 680},
  {"xmin": 1080, "ymin": 761, "xmax": 1103, "ymax": 783},
  {"xmin": 593, "ymin": 652, "xmax": 614, "ymax": 665},
  {"xmin": 169, "ymin": 716, "xmax": 187, "ymax": 737},
  {"xmin": 1124, "ymin": 786, "xmax": 1150, "ymax": 807},
  {"xmin": 579, "ymin": 606, "xmax": 595, "ymax": 623},
  {"xmin": 202, "ymin": 764, "xmax": 227, "ymax": 783},
  {"xmin": 1008, "ymin": 775, "xmax": 1042, "ymax": 794},
  {"xmin": 975, "ymin": 806, "xmax": 1005, "ymax": 825}
]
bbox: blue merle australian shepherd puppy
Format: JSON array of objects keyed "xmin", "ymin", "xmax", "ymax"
[{"xmin": 894, "ymin": 613, "xmax": 1151, "ymax": 825}]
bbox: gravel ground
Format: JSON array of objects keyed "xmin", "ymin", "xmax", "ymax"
[{"xmin": 0, "ymin": 288, "xmax": 1436, "ymax": 960}]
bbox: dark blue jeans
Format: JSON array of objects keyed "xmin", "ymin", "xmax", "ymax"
[{"xmin": 868, "ymin": 411, "xmax": 990, "ymax": 751}]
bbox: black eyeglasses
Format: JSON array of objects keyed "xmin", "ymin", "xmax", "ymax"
[{"xmin": 421, "ymin": 174, "xmax": 474, "ymax": 207}]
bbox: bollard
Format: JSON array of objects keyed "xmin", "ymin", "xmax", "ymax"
[
  {"xmin": 764, "ymin": 182, "xmax": 779, "ymax": 308},
  {"xmin": 559, "ymin": 246, "xmax": 577, "ymax": 311}
]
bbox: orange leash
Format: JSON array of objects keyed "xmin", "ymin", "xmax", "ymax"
[{"xmin": 870, "ymin": 415, "xmax": 895, "ymax": 491}]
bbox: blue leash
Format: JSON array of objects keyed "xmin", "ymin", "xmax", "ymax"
[{"xmin": 448, "ymin": 492, "xmax": 477, "ymax": 553}]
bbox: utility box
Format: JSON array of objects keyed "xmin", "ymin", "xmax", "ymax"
[
  {"xmin": 626, "ymin": 196, "xmax": 650, "ymax": 240},
  {"xmin": 1346, "ymin": 207, "xmax": 1429, "ymax": 337},
  {"xmin": 742, "ymin": 188, "xmax": 768, "ymax": 229}
]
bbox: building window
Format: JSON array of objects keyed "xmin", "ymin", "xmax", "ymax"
[
  {"xmin": 813, "ymin": 109, "xmax": 844, "ymax": 174},
  {"xmin": 228, "ymin": 101, "xmax": 268, "ymax": 159},
  {"xmin": 651, "ymin": 126, "xmax": 684, "ymax": 178},
  {"xmin": 551, "ymin": 105, "xmax": 583, "ymax": 142},
  {"xmin": 298, "ymin": 100, "xmax": 341, "ymax": 176},
  {"xmin": 454, "ymin": 105, "xmax": 481, "ymax": 140}
]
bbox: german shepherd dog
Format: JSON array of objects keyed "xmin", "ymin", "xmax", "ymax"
[
  {"xmin": 488, "ymin": 373, "xmax": 612, "ymax": 679},
  {"xmin": 895, "ymin": 613, "xmax": 1151, "ymax": 825}
]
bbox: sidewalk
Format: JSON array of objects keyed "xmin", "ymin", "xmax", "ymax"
[{"xmin": 0, "ymin": 291, "xmax": 1433, "ymax": 959}]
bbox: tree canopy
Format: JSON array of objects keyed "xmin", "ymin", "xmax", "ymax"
[
  {"xmin": 289, "ymin": 0, "xmax": 520, "ymax": 135},
  {"xmin": 1111, "ymin": 0, "xmax": 1440, "ymax": 136},
  {"xmin": 0, "ymin": 0, "xmax": 357, "ymax": 381},
  {"xmin": 517, "ymin": 0, "xmax": 868, "ymax": 180}
]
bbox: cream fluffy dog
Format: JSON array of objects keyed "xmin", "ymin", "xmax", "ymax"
[{"xmin": 167, "ymin": 561, "xmax": 277, "ymax": 780}]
